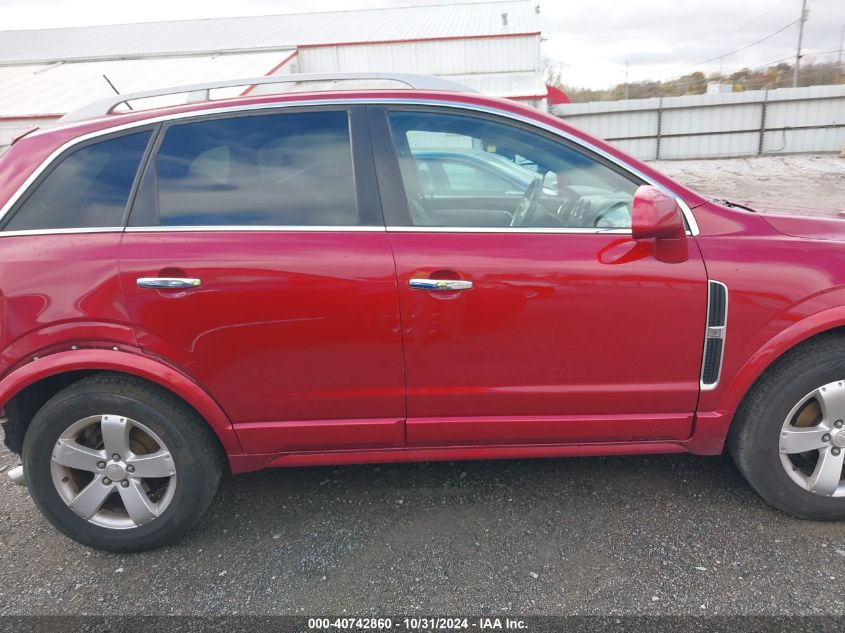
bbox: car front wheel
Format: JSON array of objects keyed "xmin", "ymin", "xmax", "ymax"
[
  {"xmin": 22, "ymin": 373, "xmax": 222, "ymax": 551},
  {"xmin": 730, "ymin": 335, "xmax": 845, "ymax": 520}
]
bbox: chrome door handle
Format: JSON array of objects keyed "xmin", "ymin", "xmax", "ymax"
[
  {"xmin": 409, "ymin": 278, "xmax": 473, "ymax": 291},
  {"xmin": 136, "ymin": 277, "xmax": 202, "ymax": 289}
]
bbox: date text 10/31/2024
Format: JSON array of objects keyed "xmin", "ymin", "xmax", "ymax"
[{"xmin": 307, "ymin": 618, "xmax": 528, "ymax": 631}]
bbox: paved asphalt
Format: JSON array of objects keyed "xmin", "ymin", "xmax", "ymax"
[{"xmin": 2, "ymin": 445, "xmax": 845, "ymax": 616}]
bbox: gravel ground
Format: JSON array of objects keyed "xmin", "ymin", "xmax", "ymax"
[
  {"xmin": 653, "ymin": 154, "xmax": 845, "ymax": 212},
  {"xmin": 2, "ymin": 155, "xmax": 845, "ymax": 619},
  {"xmin": 3, "ymin": 449, "xmax": 845, "ymax": 616}
]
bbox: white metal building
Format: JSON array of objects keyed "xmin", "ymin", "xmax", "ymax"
[
  {"xmin": 0, "ymin": 1, "xmax": 546, "ymax": 145},
  {"xmin": 552, "ymin": 84, "xmax": 845, "ymax": 160}
]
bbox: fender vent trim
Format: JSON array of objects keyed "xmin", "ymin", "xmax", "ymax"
[{"xmin": 701, "ymin": 281, "xmax": 728, "ymax": 390}]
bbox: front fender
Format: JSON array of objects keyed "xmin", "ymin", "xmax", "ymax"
[
  {"xmin": 719, "ymin": 305, "xmax": 845, "ymax": 415},
  {"xmin": 0, "ymin": 348, "xmax": 243, "ymax": 457},
  {"xmin": 687, "ymin": 307, "xmax": 845, "ymax": 455}
]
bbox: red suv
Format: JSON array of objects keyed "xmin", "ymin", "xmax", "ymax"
[{"xmin": 1, "ymin": 73, "xmax": 843, "ymax": 551}]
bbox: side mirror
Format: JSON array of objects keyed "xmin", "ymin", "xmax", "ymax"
[{"xmin": 631, "ymin": 185, "xmax": 686, "ymax": 240}]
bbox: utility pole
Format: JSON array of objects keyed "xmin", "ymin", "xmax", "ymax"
[
  {"xmin": 793, "ymin": 0, "xmax": 809, "ymax": 87},
  {"xmin": 839, "ymin": 24, "xmax": 844, "ymax": 76},
  {"xmin": 624, "ymin": 61, "xmax": 629, "ymax": 100}
]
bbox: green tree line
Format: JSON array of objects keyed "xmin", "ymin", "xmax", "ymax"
[{"xmin": 553, "ymin": 60, "xmax": 844, "ymax": 103}]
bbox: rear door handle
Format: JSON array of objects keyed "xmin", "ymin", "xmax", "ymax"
[
  {"xmin": 409, "ymin": 278, "xmax": 473, "ymax": 291},
  {"xmin": 136, "ymin": 277, "xmax": 202, "ymax": 289}
]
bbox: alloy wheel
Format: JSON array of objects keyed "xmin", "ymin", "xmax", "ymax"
[
  {"xmin": 779, "ymin": 380, "xmax": 845, "ymax": 497},
  {"xmin": 50, "ymin": 414, "xmax": 177, "ymax": 529}
]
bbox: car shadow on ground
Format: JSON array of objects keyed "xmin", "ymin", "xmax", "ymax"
[{"xmin": 6, "ymin": 450, "xmax": 845, "ymax": 615}]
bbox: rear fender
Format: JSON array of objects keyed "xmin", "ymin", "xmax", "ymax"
[{"xmin": 0, "ymin": 348, "xmax": 243, "ymax": 457}]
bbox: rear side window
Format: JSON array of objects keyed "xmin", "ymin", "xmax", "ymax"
[
  {"xmin": 131, "ymin": 111, "xmax": 361, "ymax": 227},
  {"xmin": 4, "ymin": 131, "xmax": 152, "ymax": 232}
]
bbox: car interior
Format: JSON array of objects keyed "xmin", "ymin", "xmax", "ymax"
[{"xmin": 388, "ymin": 111, "xmax": 641, "ymax": 229}]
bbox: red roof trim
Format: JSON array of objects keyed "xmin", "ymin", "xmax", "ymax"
[
  {"xmin": 298, "ymin": 31, "xmax": 541, "ymax": 49},
  {"xmin": 0, "ymin": 115, "xmax": 62, "ymax": 121}
]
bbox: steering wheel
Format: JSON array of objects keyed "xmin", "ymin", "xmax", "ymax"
[{"xmin": 510, "ymin": 177, "xmax": 544, "ymax": 227}]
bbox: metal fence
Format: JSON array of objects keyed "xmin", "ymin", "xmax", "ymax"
[{"xmin": 552, "ymin": 84, "xmax": 845, "ymax": 160}]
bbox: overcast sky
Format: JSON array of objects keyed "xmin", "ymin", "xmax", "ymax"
[{"xmin": 0, "ymin": 0, "xmax": 843, "ymax": 88}]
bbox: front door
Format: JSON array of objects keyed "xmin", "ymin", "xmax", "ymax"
[
  {"xmin": 119, "ymin": 107, "xmax": 405, "ymax": 453},
  {"xmin": 371, "ymin": 106, "xmax": 708, "ymax": 446}
]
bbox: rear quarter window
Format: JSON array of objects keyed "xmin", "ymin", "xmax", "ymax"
[{"xmin": 3, "ymin": 131, "xmax": 152, "ymax": 232}]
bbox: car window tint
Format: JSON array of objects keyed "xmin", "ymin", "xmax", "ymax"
[
  {"xmin": 5, "ymin": 131, "xmax": 152, "ymax": 231},
  {"xmin": 416, "ymin": 161, "xmax": 435, "ymax": 194},
  {"xmin": 132, "ymin": 111, "xmax": 360, "ymax": 227},
  {"xmin": 439, "ymin": 161, "xmax": 513, "ymax": 193},
  {"xmin": 388, "ymin": 111, "xmax": 640, "ymax": 230}
]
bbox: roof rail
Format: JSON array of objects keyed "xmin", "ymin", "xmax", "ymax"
[{"xmin": 59, "ymin": 72, "xmax": 474, "ymax": 123}]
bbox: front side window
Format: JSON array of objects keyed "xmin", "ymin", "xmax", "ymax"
[
  {"xmin": 4, "ymin": 131, "xmax": 152, "ymax": 231},
  {"xmin": 439, "ymin": 159, "xmax": 517, "ymax": 194},
  {"xmin": 131, "ymin": 110, "xmax": 361, "ymax": 227},
  {"xmin": 388, "ymin": 111, "xmax": 640, "ymax": 229}
]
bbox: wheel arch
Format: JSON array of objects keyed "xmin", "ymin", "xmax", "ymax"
[
  {"xmin": 0, "ymin": 349, "xmax": 243, "ymax": 460},
  {"xmin": 721, "ymin": 310, "xmax": 845, "ymax": 417},
  {"xmin": 690, "ymin": 309, "xmax": 845, "ymax": 455}
]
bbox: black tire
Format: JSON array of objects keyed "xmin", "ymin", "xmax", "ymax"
[
  {"xmin": 22, "ymin": 372, "xmax": 222, "ymax": 551},
  {"xmin": 728, "ymin": 333, "xmax": 845, "ymax": 520}
]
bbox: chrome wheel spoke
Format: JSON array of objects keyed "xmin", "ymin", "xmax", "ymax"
[
  {"xmin": 119, "ymin": 479, "xmax": 158, "ymax": 526},
  {"xmin": 780, "ymin": 381, "xmax": 845, "ymax": 498},
  {"xmin": 70, "ymin": 477, "xmax": 113, "ymax": 519},
  {"xmin": 50, "ymin": 414, "xmax": 177, "ymax": 529},
  {"xmin": 100, "ymin": 415, "xmax": 130, "ymax": 459},
  {"xmin": 816, "ymin": 385, "xmax": 845, "ymax": 423},
  {"xmin": 52, "ymin": 440, "xmax": 105, "ymax": 472},
  {"xmin": 126, "ymin": 450, "xmax": 175, "ymax": 478},
  {"xmin": 807, "ymin": 447, "xmax": 845, "ymax": 496},
  {"xmin": 780, "ymin": 426, "xmax": 830, "ymax": 454}
]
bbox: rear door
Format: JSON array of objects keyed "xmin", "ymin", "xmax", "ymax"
[
  {"xmin": 119, "ymin": 106, "xmax": 406, "ymax": 454},
  {"xmin": 371, "ymin": 105, "xmax": 708, "ymax": 446}
]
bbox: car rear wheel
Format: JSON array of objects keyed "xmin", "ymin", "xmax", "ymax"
[
  {"xmin": 23, "ymin": 373, "xmax": 222, "ymax": 551},
  {"xmin": 729, "ymin": 335, "xmax": 845, "ymax": 520}
]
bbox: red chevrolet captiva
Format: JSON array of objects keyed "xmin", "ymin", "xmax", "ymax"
[{"xmin": 1, "ymin": 73, "xmax": 844, "ymax": 551}]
